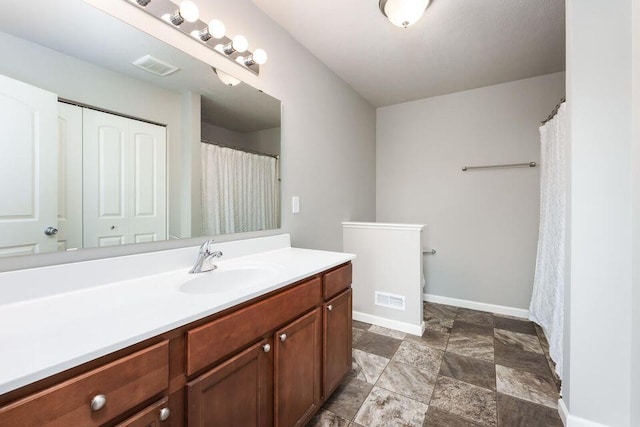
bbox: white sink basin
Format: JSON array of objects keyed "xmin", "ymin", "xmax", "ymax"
[{"xmin": 179, "ymin": 263, "xmax": 281, "ymax": 294}]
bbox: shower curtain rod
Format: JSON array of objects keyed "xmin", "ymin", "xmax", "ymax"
[
  {"xmin": 201, "ymin": 139, "xmax": 279, "ymax": 159},
  {"xmin": 541, "ymin": 97, "xmax": 566, "ymax": 125}
]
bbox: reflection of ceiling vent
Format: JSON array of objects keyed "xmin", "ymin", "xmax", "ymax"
[{"xmin": 132, "ymin": 55, "xmax": 179, "ymax": 76}]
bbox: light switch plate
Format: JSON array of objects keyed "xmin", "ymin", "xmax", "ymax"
[{"xmin": 292, "ymin": 196, "xmax": 300, "ymax": 214}]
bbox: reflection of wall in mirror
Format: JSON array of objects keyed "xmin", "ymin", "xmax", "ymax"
[{"xmin": 201, "ymin": 122, "xmax": 281, "ymax": 157}]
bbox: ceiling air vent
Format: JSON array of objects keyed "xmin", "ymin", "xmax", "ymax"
[
  {"xmin": 132, "ymin": 55, "xmax": 179, "ymax": 77},
  {"xmin": 375, "ymin": 291, "xmax": 405, "ymax": 311}
]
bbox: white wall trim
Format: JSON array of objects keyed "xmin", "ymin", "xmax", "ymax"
[
  {"xmin": 559, "ymin": 398, "xmax": 569, "ymax": 426},
  {"xmin": 558, "ymin": 399, "xmax": 609, "ymax": 427},
  {"xmin": 341, "ymin": 221, "xmax": 425, "ymax": 231},
  {"xmin": 423, "ymin": 293, "xmax": 529, "ymax": 319},
  {"xmin": 353, "ymin": 311, "xmax": 424, "ymax": 336}
]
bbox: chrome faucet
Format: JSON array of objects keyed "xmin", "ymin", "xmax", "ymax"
[{"xmin": 189, "ymin": 240, "xmax": 223, "ymax": 274}]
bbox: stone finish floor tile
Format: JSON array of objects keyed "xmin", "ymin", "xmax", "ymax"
[
  {"xmin": 429, "ymin": 376, "xmax": 497, "ymax": 427},
  {"xmin": 353, "ymin": 320, "xmax": 372, "ymax": 330},
  {"xmin": 455, "ymin": 308, "xmax": 495, "ymax": 328},
  {"xmin": 353, "ymin": 386, "xmax": 428, "ymax": 427},
  {"xmin": 392, "ymin": 340, "xmax": 444, "ymax": 374},
  {"xmin": 351, "ymin": 349, "xmax": 389, "ymax": 384},
  {"xmin": 423, "ymin": 407, "xmax": 485, "ymax": 427},
  {"xmin": 494, "ymin": 329, "xmax": 543, "ymax": 354},
  {"xmin": 353, "ymin": 331, "xmax": 402, "ymax": 359},
  {"xmin": 324, "ymin": 377, "xmax": 374, "ymax": 420},
  {"xmin": 368, "ymin": 325, "xmax": 407, "ymax": 340},
  {"xmin": 439, "ymin": 352, "xmax": 496, "ymax": 390},
  {"xmin": 447, "ymin": 332, "xmax": 494, "ymax": 363},
  {"xmin": 497, "ymin": 393, "xmax": 563, "ymax": 427},
  {"xmin": 307, "ymin": 409, "xmax": 351, "ymax": 427},
  {"xmin": 352, "ymin": 328, "xmax": 364, "ymax": 345},
  {"xmin": 451, "ymin": 320, "xmax": 494, "ymax": 337},
  {"xmin": 495, "ymin": 365, "xmax": 559, "ymax": 409},
  {"xmin": 493, "ymin": 316, "xmax": 537, "ymax": 336},
  {"xmin": 494, "ymin": 340, "xmax": 553, "ymax": 378},
  {"xmin": 424, "ymin": 302, "xmax": 459, "ymax": 319},
  {"xmin": 405, "ymin": 329, "xmax": 450, "ymax": 351},
  {"xmin": 376, "ymin": 360, "xmax": 437, "ymax": 403}
]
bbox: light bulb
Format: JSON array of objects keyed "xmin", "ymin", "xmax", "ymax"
[
  {"xmin": 179, "ymin": 0, "xmax": 199, "ymax": 23},
  {"xmin": 383, "ymin": 0, "xmax": 430, "ymax": 28},
  {"xmin": 208, "ymin": 19, "xmax": 225, "ymax": 39},
  {"xmin": 232, "ymin": 35, "xmax": 248, "ymax": 53},
  {"xmin": 252, "ymin": 49, "xmax": 268, "ymax": 65}
]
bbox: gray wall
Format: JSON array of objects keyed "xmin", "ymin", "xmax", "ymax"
[
  {"xmin": 564, "ymin": 0, "xmax": 635, "ymax": 424},
  {"xmin": 376, "ymin": 72, "xmax": 565, "ymax": 310}
]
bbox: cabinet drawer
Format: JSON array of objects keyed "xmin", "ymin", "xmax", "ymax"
[
  {"xmin": 0, "ymin": 341, "xmax": 169, "ymax": 427},
  {"xmin": 187, "ymin": 277, "xmax": 322, "ymax": 375},
  {"xmin": 323, "ymin": 263, "xmax": 352, "ymax": 300},
  {"xmin": 115, "ymin": 397, "xmax": 170, "ymax": 427}
]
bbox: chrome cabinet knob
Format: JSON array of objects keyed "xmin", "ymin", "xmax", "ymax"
[
  {"xmin": 90, "ymin": 394, "xmax": 106, "ymax": 411},
  {"xmin": 279, "ymin": 333, "xmax": 287, "ymax": 342},
  {"xmin": 44, "ymin": 226, "xmax": 58, "ymax": 236},
  {"xmin": 327, "ymin": 304, "xmax": 333, "ymax": 311},
  {"xmin": 159, "ymin": 407, "xmax": 170, "ymax": 421},
  {"xmin": 263, "ymin": 344, "xmax": 271, "ymax": 353}
]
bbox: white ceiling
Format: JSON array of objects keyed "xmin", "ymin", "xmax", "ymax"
[{"xmin": 252, "ymin": 0, "xmax": 565, "ymax": 107}]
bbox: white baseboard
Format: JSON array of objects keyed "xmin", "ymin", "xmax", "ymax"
[
  {"xmin": 422, "ymin": 293, "xmax": 529, "ymax": 319},
  {"xmin": 559, "ymin": 398, "xmax": 569, "ymax": 426},
  {"xmin": 352, "ymin": 311, "xmax": 424, "ymax": 336}
]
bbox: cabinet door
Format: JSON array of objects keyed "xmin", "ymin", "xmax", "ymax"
[
  {"xmin": 187, "ymin": 339, "xmax": 273, "ymax": 427},
  {"xmin": 323, "ymin": 289, "xmax": 352, "ymax": 397},
  {"xmin": 274, "ymin": 308, "xmax": 322, "ymax": 427}
]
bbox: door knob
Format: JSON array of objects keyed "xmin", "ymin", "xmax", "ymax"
[
  {"xmin": 159, "ymin": 407, "xmax": 170, "ymax": 421},
  {"xmin": 262, "ymin": 344, "xmax": 271, "ymax": 353},
  {"xmin": 90, "ymin": 394, "xmax": 106, "ymax": 411},
  {"xmin": 279, "ymin": 334, "xmax": 287, "ymax": 342},
  {"xmin": 327, "ymin": 305, "xmax": 333, "ymax": 311},
  {"xmin": 44, "ymin": 227, "xmax": 58, "ymax": 236}
]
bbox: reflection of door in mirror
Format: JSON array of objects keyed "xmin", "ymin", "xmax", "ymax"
[
  {"xmin": 0, "ymin": 73, "xmax": 167, "ymax": 257},
  {"xmin": 0, "ymin": 74, "xmax": 58, "ymax": 257}
]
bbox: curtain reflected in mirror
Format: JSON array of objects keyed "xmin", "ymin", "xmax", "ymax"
[{"xmin": 201, "ymin": 143, "xmax": 280, "ymax": 234}]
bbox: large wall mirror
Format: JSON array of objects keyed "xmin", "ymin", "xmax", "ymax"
[{"xmin": 0, "ymin": 0, "xmax": 281, "ymax": 259}]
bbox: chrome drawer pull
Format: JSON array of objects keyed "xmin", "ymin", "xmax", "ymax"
[
  {"xmin": 263, "ymin": 344, "xmax": 271, "ymax": 352},
  {"xmin": 159, "ymin": 407, "xmax": 170, "ymax": 421},
  {"xmin": 327, "ymin": 304, "xmax": 333, "ymax": 311},
  {"xmin": 90, "ymin": 394, "xmax": 106, "ymax": 411},
  {"xmin": 279, "ymin": 333, "xmax": 287, "ymax": 342}
]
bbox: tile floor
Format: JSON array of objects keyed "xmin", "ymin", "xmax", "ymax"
[{"xmin": 308, "ymin": 302, "xmax": 563, "ymax": 427}]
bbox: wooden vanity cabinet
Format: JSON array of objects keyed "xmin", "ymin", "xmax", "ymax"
[
  {"xmin": 187, "ymin": 339, "xmax": 273, "ymax": 427},
  {"xmin": 0, "ymin": 262, "xmax": 352, "ymax": 427},
  {"xmin": 323, "ymin": 289, "xmax": 353, "ymax": 397},
  {"xmin": 274, "ymin": 308, "xmax": 322, "ymax": 427}
]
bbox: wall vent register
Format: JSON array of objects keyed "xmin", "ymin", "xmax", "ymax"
[{"xmin": 375, "ymin": 291, "xmax": 405, "ymax": 311}]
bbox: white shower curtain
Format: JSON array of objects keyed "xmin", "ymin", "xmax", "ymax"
[
  {"xmin": 529, "ymin": 103, "xmax": 566, "ymax": 379},
  {"xmin": 201, "ymin": 143, "xmax": 279, "ymax": 235}
]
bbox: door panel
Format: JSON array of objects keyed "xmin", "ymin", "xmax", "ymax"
[
  {"xmin": 323, "ymin": 290, "xmax": 352, "ymax": 397},
  {"xmin": 274, "ymin": 308, "xmax": 322, "ymax": 427},
  {"xmin": 56, "ymin": 102, "xmax": 83, "ymax": 251},
  {"xmin": 0, "ymin": 73, "xmax": 57, "ymax": 256}
]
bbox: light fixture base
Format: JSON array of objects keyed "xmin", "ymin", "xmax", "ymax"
[
  {"xmin": 126, "ymin": 0, "xmax": 261, "ymax": 75},
  {"xmin": 379, "ymin": 0, "xmax": 430, "ymax": 29}
]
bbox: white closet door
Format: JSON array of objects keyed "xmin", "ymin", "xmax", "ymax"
[
  {"xmin": 83, "ymin": 109, "xmax": 130, "ymax": 247},
  {"xmin": 129, "ymin": 119, "xmax": 167, "ymax": 243},
  {"xmin": 57, "ymin": 103, "xmax": 83, "ymax": 251},
  {"xmin": 83, "ymin": 109, "xmax": 166, "ymax": 247},
  {"xmin": 0, "ymin": 74, "xmax": 58, "ymax": 257}
]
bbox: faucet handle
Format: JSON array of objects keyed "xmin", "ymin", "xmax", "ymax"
[{"xmin": 199, "ymin": 239, "xmax": 214, "ymax": 254}]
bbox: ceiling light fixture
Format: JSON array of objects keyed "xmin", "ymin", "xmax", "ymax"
[
  {"xmin": 128, "ymin": 0, "xmax": 267, "ymax": 75},
  {"xmin": 213, "ymin": 68, "xmax": 242, "ymax": 87},
  {"xmin": 379, "ymin": 0, "xmax": 430, "ymax": 28},
  {"xmin": 169, "ymin": 0, "xmax": 199, "ymax": 26}
]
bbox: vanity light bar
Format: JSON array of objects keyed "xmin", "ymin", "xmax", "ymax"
[{"xmin": 126, "ymin": 0, "xmax": 266, "ymax": 75}]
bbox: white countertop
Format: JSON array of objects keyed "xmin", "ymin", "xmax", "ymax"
[{"xmin": 0, "ymin": 235, "xmax": 354, "ymax": 395}]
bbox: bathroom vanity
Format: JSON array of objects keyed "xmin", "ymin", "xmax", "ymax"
[{"xmin": 0, "ymin": 235, "xmax": 354, "ymax": 426}]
